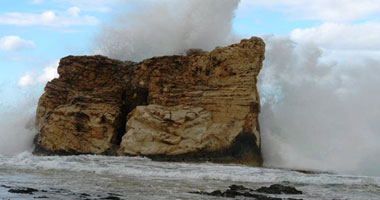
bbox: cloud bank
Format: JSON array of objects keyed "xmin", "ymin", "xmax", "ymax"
[
  {"xmin": 240, "ymin": 0, "xmax": 380, "ymax": 21},
  {"xmin": 291, "ymin": 22, "xmax": 380, "ymax": 51},
  {"xmin": 0, "ymin": 7, "xmax": 98, "ymax": 27}
]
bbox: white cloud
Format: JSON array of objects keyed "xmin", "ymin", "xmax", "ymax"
[
  {"xmin": 240, "ymin": 0, "xmax": 380, "ymax": 22},
  {"xmin": 54, "ymin": 0, "xmax": 120, "ymax": 13},
  {"xmin": 18, "ymin": 73, "xmax": 35, "ymax": 87},
  {"xmin": 290, "ymin": 22, "xmax": 380, "ymax": 51},
  {"xmin": 17, "ymin": 60, "xmax": 59, "ymax": 87},
  {"xmin": 37, "ymin": 60, "xmax": 59, "ymax": 83},
  {"xmin": 32, "ymin": 0, "xmax": 44, "ymax": 4},
  {"xmin": 67, "ymin": 7, "xmax": 80, "ymax": 17},
  {"xmin": 0, "ymin": 36, "xmax": 34, "ymax": 51},
  {"xmin": 0, "ymin": 7, "xmax": 98, "ymax": 27}
]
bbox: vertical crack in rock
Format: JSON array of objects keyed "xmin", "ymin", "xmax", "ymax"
[
  {"xmin": 113, "ymin": 88, "xmax": 149, "ymax": 146},
  {"xmin": 34, "ymin": 37, "xmax": 265, "ymax": 166},
  {"xmin": 112, "ymin": 90, "xmax": 128, "ymax": 146}
]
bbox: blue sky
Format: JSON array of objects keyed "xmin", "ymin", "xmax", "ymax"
[{"xmin": 1, "ymin": 0, "xmax": 380, "ymax": 106}]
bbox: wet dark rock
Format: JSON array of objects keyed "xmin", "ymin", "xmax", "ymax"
[
  {"xmin": 256, "ymin": 184, "xmax": 303, "ymax": 194},
  {"xmin": 192, "ymin": 190, "xmax": 281, "ymax": 200},
  {"xmin": 191, "ymin": 184, "xmax": 303, "ymax": 199},
  {"xmin": 3, "ymin": 184, "xmax": 128, "ymax": 199},
  {"xmin": 80, "ymin": 192, "xmax": 91, "ymax": 197},
  {"xmin": 8, "ymin": 187, "xmax": 38, "ymax": 194},
  {"xmin": 107, "ymin": 192, "xmax": 122, "ymax": 197},
  {"xmin": 229, "ymin": 184, "xmax": 252, "ymax": 191},
  {"xmin": 100, "ymin": 196, "xmax": 121, "ymax": 200},
  {"xmin": 1, "ymin": 184, "xmax": 12, "ymax": 189},
  {"xmin": 49, "ymin": 187, "xmax": 72, "ymax": 194},
  {"xmin": 210, "ymin": 190, "xmax": 223, "ymax": 196},
  {"xmin": 191, "ymin": 185, "xmax": 280, "ymax": 200}
]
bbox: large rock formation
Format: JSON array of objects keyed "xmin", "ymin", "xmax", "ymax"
[{"xmin": 34, "ymin": 37, "xmax": 265, "ymax": 165}]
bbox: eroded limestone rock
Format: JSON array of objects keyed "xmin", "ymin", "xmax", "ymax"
[
  {"xmin": 34, "ymin": 37, "xmax": 265, "ymax": 165},
  {"xmin": 34, "ymin": 55, "xmax": 135, "ymax": 154}
]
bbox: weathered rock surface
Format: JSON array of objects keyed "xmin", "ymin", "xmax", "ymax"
[
  {"xmin": 34, "ymin": 37, "xmax": 265, "ymax": 165},
  {"xmin": 34, "ymin": 56, "xmax": 135, "ymax": 155}
]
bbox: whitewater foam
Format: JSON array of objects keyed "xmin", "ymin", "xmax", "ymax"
[{"xmin": 1, "ymin": 154, "xmax": 380, "ymax": 199}]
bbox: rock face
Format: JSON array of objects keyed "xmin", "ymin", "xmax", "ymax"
[
  {"xmin": 34, "ymin": 56, "xmax": 134, "ymax": 155},
  {"xmin": 34, "ymin": 37, "xmax": 265, "ymax": 165}
]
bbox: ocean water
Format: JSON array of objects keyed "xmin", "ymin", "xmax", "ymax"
[{"xmin": 0, "ymin": 153, "xmax": 379, "ymax": 199}]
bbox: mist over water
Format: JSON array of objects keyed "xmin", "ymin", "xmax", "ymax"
[
  {"xmin": 0, "ymin": 97, "xmax": 37, "ymax": 157},
  {"xmin": 95, "ymin": 0, "xmax": 240, "ymax": 61},
  {"xmin": 0, "ymin": 0, "xmax": 379, "ymax": 177},
  {"xmin": 259, "ymin": 36, "xmax": 380, "ymax": 176}
]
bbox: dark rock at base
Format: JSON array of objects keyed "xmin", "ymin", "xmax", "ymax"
[
  {"xmin": 8, "ymin": 187, "xmax": 38, "ymax": 194},
  {"xmin": 191, "ymin": 184, "xmax": 303, "ymax": 199},
  {"xmin": 191, "ymin": 185, "xmax": 279, "ymax": 200},
  {"xmin": 192, "ymin": 190, "xmax": 281, "ymax": 200},
  {"xmin": 3, "ymin": 184, "xmax": 127, "ymax": 199},
  {"xmin": 229, "ymin": 184, "xmax": 252, "ymax": 191},
  {"xmin": 209, "ymin": 190, "xmax": 223, "ymax": 196},
  {"xmin": 256, "ymin": 184, "xmax": 303, "ymax": 194},
  {"xmin": 107, "ymin": 192, "xmax": 122, "ymax": 197},
  {"xmin": 100, "ymin": 196, "xmax": 121, "ymax": 200},
  {"xmin": 80, "ymin": 192, "xmax": 91, "ymax": 197}
]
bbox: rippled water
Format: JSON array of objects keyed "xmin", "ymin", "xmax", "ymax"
[{"xmin": 0, "ymin": 153, "xmax": 379, "ymax": 199}]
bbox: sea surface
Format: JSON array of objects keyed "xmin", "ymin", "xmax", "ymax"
[{"xmin": 0, "ymin": 152, "xmax": 379, "ymax": 199}]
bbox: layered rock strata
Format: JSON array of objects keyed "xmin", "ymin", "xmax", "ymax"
[{"xmin": 34, "ymin": 37, "xmax": 265, "ymax": 165}]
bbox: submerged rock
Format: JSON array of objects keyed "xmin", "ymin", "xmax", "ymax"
[
  {"xmin": 256, "ymin": 184, "xmax": 303, "ymax": 194},
  {"xmin": 8, "ymin": 187, "xmax": 38, "ymax": 194},
  {"xmin": 34, "ymin": 37, "xmax": 265, "ymax": 165},
  {"xmin": 3, "ymin": 184, "xmax": 125, "ymax": 199},
  {"xmin": 191, "ymin": 184, "xmax": 303, "ymax": 199}
]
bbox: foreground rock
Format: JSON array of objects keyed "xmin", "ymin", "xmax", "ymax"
[
  {"xmin": 191, "ymin": 184, "xmax": 303, "ymax": 200},
  {"xmin": 8, "ymin": 187, "xmax": 38, "ymax": 194},
  {"xmin": 1, "ymin": 184, "xmax": 123, "ymax": 199},
  {"xmin": 257, "ymin": 184, "xmax": 302, "ymax": 194},
  {"xmin": 34, "ymin": 37, "xmax": 265, "ymax": 165}
]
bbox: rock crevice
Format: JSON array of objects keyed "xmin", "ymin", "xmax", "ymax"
[{"xmin": 34, "ymin": 37, "xmax": 265, "ymax": 166}]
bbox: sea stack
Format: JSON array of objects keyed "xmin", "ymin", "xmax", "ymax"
[{"xmin": 33, "ymin": 37, "xmax": 265, "ymax": 166}]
